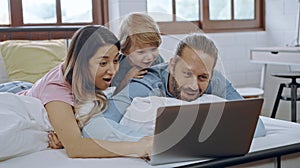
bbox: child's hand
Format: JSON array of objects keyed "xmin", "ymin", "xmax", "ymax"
[
  {"xmin": 113, "ymin": 67, "xmax": 148, "ymax": 95},
  {"xmin": 48, "ymin": 131, "xmax": 64, "ymax": 149},
  {"xmin": 134, "ymin": 69, "xmax": 148, "ymax": 79},
  {"xmin": 127, "ymin": 67, "xmax": 148, "ymax": 79}
]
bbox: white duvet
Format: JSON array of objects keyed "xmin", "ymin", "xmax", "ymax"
[
  {"xmin": 0, "ymin": 92, "xmax": 265, "ymax": 161},
  {"xmin": 0, "ymin": 92, "xmax": 53, "ymax": 161}
]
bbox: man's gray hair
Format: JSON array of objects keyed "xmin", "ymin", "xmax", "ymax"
[{"xmin": 175, "ymin": 33, "xmax": 218, "ymax": 68}]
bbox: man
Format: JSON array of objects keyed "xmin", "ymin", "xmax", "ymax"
[{"xmin": 83, "ymin": 33, "xmax": 265, "ymax": 141}]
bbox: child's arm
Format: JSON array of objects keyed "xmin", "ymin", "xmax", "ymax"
[
  {"xmin": 131, "ymin": 68, "xmax": 148, "ymax": 79},
  {"xmin": 114, "ymin": 67, "xmax": 147, "ymax": 95}
]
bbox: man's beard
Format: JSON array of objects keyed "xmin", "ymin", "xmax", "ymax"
[{"xmin": 171, "ymin": 76, "xmax": 202, "ymax": 101}]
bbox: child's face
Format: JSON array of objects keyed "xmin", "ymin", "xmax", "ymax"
[
  {"xmin": 89, "ymin": 44, "xmax": 120, "ymax": 90},
  {"xmin": 127, "ymin": 43, "xmax": 159, "ymax": 68}
]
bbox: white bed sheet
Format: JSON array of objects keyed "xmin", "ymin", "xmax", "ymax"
[
  {"xmin": 1, "ymin": 116, "xmax": 300, "ymax": 168},
  {"xmin": 250, "ymin": 116, "xmax": 300, "ymax": 152}
]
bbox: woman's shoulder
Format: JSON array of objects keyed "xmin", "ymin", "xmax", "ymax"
[
  {"xmin": 35, "ymin": 64, "xmax": 68, "ymax": 88},
  {"xmin": 25, "ymin": 63, "xmax": 72, "ymax": 104}
]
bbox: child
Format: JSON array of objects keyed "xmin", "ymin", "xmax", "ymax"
[{"xmin": 111, "ymin": 12, "xmax": 164, "ymax": 94}]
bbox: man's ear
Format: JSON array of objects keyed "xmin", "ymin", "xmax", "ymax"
[{"xmin": 169, "ymin": 57, "xmax": 175, "ymax": 76}]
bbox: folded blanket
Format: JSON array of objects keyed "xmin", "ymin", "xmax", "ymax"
[{"xmin": 0, "ymin": 92, "xmax": 53, "ymax": 161}]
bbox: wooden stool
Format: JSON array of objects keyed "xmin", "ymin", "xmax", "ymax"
[{"xmin": 270, "ymin": 72, "xmax": 300, "ymax": 122}]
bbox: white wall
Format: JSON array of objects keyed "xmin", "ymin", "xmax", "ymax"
[
  {"xmin": 108, "ymin": 0, "xmax": 300, "ymax": 121},
  {"xmin": 258, "ymin": 0, "xmax": 300, "ymax": 121}
]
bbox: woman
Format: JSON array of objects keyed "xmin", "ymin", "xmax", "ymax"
[{"xmin": 18, "ymin": 25, "xmax": 152, "ymax": 158}]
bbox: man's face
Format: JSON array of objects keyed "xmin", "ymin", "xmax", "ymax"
[{"xmin": 169, "ymin": 46, "xmax": 215, "ymax": 101}]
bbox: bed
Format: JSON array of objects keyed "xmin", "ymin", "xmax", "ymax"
[
  {"xmin": 1, "ymin": 26, "xmax": 300, "ymax": 168},
  {"xmin": 0, "ymin": 116, "xmax": 300, "ymax": 168}
]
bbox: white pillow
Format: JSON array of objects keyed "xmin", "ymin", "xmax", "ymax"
[
  {"xmin": 120, "ymin": 95, "xmax": 226, "ymax": 136},
  {"xmin": 120, "ymin": 95, "xmax": 266, "ymax": 139},
  {"xmin": 83, "ymin": 95, "xmax": 266, "ymax": 142},
  {"xmin": 82, "ymin": 95, "xmax": 226, "ymax": 142},
  {"xmin": 0, "ymin": 52, "xmax": 9, "ymax": 83},
  {"xmin": 0, "ymin": 92, "xmax": 53, "ymax": 161},
  {"xmin": 0, "ymin": 39, "xmax": 66, "ymax": 83}
]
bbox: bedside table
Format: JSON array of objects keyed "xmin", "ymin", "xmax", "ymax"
[{"xmin": 250, "ymin": 47, "xmax": 300, "ymax": 89}]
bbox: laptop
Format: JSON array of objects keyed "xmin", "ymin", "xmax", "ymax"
[{"xmin": 148, "ymin": 98, "xmax": 264, "ymax": 165}]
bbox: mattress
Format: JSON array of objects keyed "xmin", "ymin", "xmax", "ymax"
[{"xmin": 1, "ymin": 116, "xmax": 300, "ymax": 168}]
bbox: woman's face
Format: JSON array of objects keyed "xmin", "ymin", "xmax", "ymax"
[
  {"xmin": 89, "ymin": 44, "xmax": 119, "ymax": 90},
  {"xmin": 126, "ymin": 43, "xmax": 159, "ymax": 69}
]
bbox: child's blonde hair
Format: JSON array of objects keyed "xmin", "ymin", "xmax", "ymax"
[{"xmin": 119, "ymin": 12, "xmax": 162, "ymax": 55}]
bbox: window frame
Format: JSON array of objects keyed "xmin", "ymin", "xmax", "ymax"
[
  {"xmin": 150, "ymin": 0, "xmax": 265, "ymax": 34},
  {"xmin": 0, "ymin": 0, "xmax": 108, "ymax": 40},
  {"xmin": 202, "ymin": 0, "xmax": 265, "ymax": 32},
  {"xmin": 6, "ymin": 0, "xmax": 108, "ymax": 26}
]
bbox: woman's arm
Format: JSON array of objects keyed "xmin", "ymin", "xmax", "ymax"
[{"xmin": 45, "ymin": 101, "xmax": 152, "ymax": 158}]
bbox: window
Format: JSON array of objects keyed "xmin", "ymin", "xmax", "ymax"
[
  {"xmin": 147, "ymin": 0, "xmax": 265, "ymax": 34},
  {"xmin": 1, "ymin": 0, "xmax": 108, "ymax": 26},
  {"xmin": 0, "ymin": 0, "xmax": 108, "ymax": 40},
  {"xmin": 0, "ymin": 0, "xmax": 9, "ymax": 25}
]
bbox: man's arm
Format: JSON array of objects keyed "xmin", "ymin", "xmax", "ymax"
[
  {"xmin": 205, "ymin": 70, "xmax": 243, "ymax": 100},
  {"xmin": 224, "ymin": 80, "xmax": 243, "ymax": 100}
]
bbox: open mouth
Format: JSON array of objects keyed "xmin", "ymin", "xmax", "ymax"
[{"xmin": 103, "ymin": 77, "xmax": 112, "ymax": 83}]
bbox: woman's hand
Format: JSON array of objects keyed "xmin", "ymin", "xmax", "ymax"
[
  {"xmin": 135, "ymin": 136, "xmax": 153, "ymax": 159},
  {"xmin": 48, "ymin": 131, "xmax": 64, "ymax": 149}
]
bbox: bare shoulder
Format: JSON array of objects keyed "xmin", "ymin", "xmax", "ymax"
[{"xmin": 45, "ymin": 101, "xmax": 74, "ymax": 114}]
